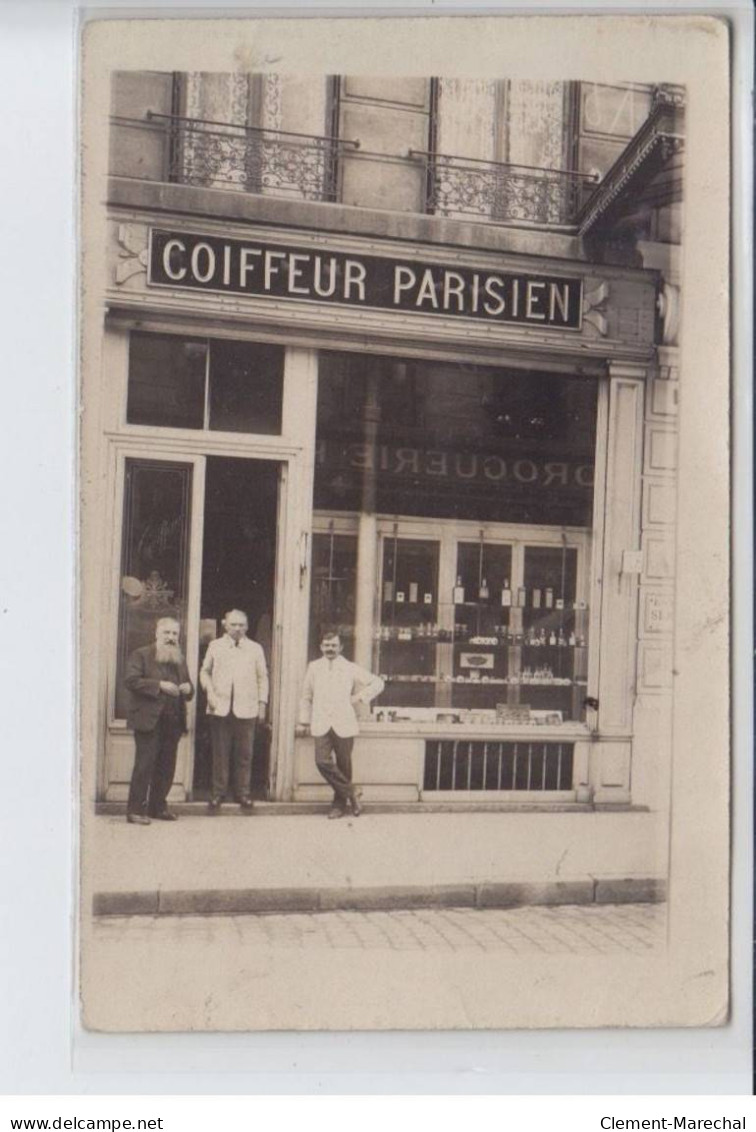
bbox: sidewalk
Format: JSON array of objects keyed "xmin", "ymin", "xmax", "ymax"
[{"xmin": 87, "ymin": 805, "xmax": 666, "ymax": 917}]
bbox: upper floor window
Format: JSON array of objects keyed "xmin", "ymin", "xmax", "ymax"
[
  {"xmin": 570, "ymin": 82, "xmax": 654, "ymax": 181},
  {"xmin": 126, "ymin": 331, "xmax": 284, "ymax": 435}
]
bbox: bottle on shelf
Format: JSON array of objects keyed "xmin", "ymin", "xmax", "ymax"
[
  {"xmin": 532, "ymin": 588, "xmax": 542, "ymax": 609},
  {"xmin": 569, "ymin": 630, "xmax": 576, "ymax": 647},
  {"xmin": 548, "ymin": 629, "xmax": 557, "ymax": 646},
  {"xmin": 517, "ymin": 586, "xmax": 527, "ymax": 608},
  {"xmin": 479, "ymin": 577, "xmax": 489, "ymax": 601},
  {"xmin": 558, "ymin": 628, "xmax": 567, "ymax": 648},
  {"xmin": 409, "ymin": 582, "xmax": 418, "ymax": 604},
  {"xmin": 453, "ymin": 576, "xmax": 465, "ymax": 604},
  {"xmin": 545, "ymin": 587, "xmax": 554, "ymax": 609},
  {"xmin": 383, "ymin": 580, "xmax": 393, "ymax": 602},
  {"xmin": 501, "ymin": 578, "xmax": 512, "ymax": 607}
]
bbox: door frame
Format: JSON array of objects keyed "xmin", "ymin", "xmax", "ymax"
[
  {"xmin": 186, "ymin": 452, "xmax": 290, "ymax": 800},
  {"xmin": 102, "ymin": 438, "xmax": 296, "ymax": 802}
]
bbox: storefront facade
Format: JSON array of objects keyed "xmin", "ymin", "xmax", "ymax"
[{"xmin": 92, "ymin": 74, "xmax": 681, "ymax": 822}]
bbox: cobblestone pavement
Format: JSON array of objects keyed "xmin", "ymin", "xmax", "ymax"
[{"xmin": 95, "ymin": 902, "xmax": 665, "ymax": 954}]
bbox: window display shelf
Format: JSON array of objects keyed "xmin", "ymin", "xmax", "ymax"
[
  {"xmin": 375, "ymin": 632, "xmax": 587, "ymax": 649},
  {"xmin": 382, "ymin": 675, "xmax": 582, "ymax": 687},
  {"xmin": 312, "ymin": 517, "xmax": 591, "ymax": 724}
]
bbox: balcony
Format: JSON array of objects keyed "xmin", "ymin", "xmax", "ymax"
[
  {"xmin": 110, "ymin": 111, "xmax": 600, "ymax": 231},
  {"xmin": 410, "ymin": 149, "xmax": 597, "ymax": 229},
  {"xmin": 147, "ymin": 111, "xmax": 359, "ymax": 202}
]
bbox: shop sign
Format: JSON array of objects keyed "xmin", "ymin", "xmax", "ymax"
[{"xmin": 148, "ymin": 228, "xmax": 583, "ymax": 330}]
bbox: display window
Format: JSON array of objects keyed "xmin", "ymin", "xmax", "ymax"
[
  {"xmin": 310, "ymin": 350, "xmax": 597, "ymax": 730},
  {"xmin": 314, "ymin": 351, "xmax": 597, "ymax": 525}
]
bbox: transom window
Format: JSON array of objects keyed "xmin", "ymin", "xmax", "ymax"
[{"xmin": 126, "ymin": 330, "xmax": 284, "ymax": 435}]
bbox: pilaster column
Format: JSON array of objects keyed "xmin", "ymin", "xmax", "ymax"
[{"xmin": 596, "ymin": 361, "xmax": 647, "ymax": 736}]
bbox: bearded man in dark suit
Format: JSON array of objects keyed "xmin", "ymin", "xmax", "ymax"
[{"xmin": 124, "ymin": 617, "xmax": 194, "ymax": 825}]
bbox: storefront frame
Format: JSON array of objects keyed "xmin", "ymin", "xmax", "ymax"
[{"xmin": 98, "ymin": 208, "xmax": 658, "ymax": 807}]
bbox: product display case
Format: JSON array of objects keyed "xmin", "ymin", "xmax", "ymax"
[
  {"xmin": 309, "ymin": 516, "xmax": 592, "ymax": 729},
  {"xmin": 308, "ymin": 527, "xmax": 357, "ymax": 654},
  {"xmin": 371, "ymin": 525, "xmax": 590, "ymax": 727}
]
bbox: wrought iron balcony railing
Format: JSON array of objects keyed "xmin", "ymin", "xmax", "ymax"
[
  {"xmin": 112, "ymin": 111, "xmax": 601, "ymax": 228},
  {"xmin": 409, "ymin": 149, "xmax": 600, "ymax": 229},
  {"xmin": 144, "ymin": 111, "xmax": 360, "ymax": 202}
]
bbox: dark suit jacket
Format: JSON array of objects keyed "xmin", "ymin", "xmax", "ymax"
[{"xmin": 125, "ymin": 644, "xmax": 194, "ymax": 733}]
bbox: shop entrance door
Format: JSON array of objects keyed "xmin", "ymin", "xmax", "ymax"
[{"xmin": 192, "ymin": 456, "xmax": 280, "ymax": 799}]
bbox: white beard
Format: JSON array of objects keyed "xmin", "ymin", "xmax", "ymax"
[{"xmin": 156, "ymin": 642, "xmax": 183, "ymax": 666}]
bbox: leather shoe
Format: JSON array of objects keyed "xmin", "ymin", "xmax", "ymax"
[
  {"xmin": 328, "ymin": 805, "xmax": 346, "ymax": 820},
  {"xmin": 240, "ymin": 797, "xmax": 254, "ymax": 814},
  {"xmin": 127, "ymin": 813, "xmax": 151, "ymax": 826},
  {"xmin": 207, "ymin": 797, "xmax": 222, "ymax": 815},
  {"xmin": 151, "ymin": 810, "xmax": 178, "ymax": 821},
  {"xmin": 349, "ymin": 788, "xmax": 363, "ymax": 817}
]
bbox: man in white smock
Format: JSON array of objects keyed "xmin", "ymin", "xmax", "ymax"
[
  {"xmin": 200, "ymin": 609, "xmax": 268, "ymax": 814},
  {"xmin": 297, "ymin": 628, "xmax": 384, "ymax": 819}
]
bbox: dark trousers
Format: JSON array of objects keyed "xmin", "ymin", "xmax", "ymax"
[
  {"xmin": 314, "ymin": 729, "xmax": 355, "ymax": 808},
  {"xmin": 210, "ymin": 715, "xmax": 256, "ymax": 800},
  {"xmin": 128, "ymin": 714, "xmax": 182, "ymax": 816}
]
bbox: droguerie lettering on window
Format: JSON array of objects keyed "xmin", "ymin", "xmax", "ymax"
[
  {"xmin": 314, "ymin": 353, "xmax": 597, "ymax": 527},
  {"xmin": 311, "ymin": 351, "xmax": 596, "ymax": 730},
  {"xmin": 149, "ymin": 229, "xmax": 583, "ymax": 329}
]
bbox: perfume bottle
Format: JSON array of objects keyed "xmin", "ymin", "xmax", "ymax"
[
  {"xmin": 501, "ymin": 579, "xmax": 512, "ymax": 607},
  {"xmin": 453, "ymin": 576, "xmax": 465, "ymax": 604}
]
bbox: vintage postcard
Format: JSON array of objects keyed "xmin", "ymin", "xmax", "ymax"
[{"xmin": 78, "ymin": 14, "xmax": 730, "ymax": 1031}]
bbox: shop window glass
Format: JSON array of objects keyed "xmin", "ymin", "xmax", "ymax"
[
  {"xmin": 315, "ymin": 352, "xmax": 597, "ymax": 526},
  {"xmin": 312, "ymin": 349, "xmax": 597, "ymax": 732},
  {"xmin": 127, "ymin": 332, "xmax": 283, "ymax": 435},
  {"xmin": 450, "ymin": 541, "xmax": 513, "ymax": 711},
  {"xmin": 376, "ymin": 537, "xmax": 440, "ymax": 708},
  {"xmin": 208, "ymin": 340, "xmax": 283, "ymax": 434},
  {"xmin": 115, "ymin": 459, "xmax": 192, "ymax": 720},
  {"xmin": 127, "ymin": 332, "xmax": 207, "ymax": 429},
  {"xmin": 308, "ymin": 529, "xmax": 358, "ymax": 659}
]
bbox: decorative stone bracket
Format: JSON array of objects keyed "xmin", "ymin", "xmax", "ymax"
[
  {"xmin": 583, "ymin": 280, "xmax": 609, "ymax": 336},
  {"xmin": 115, "ymin": 224, "xmax": 148, "ymax": 285}
]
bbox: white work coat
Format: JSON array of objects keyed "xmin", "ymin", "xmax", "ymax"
[
  {"xmin": 298, "ymin": 655, "xmax": 384, "ymax": 738},
  {"xmin": 200, "ymin": 635, "xmax": 269, "ymax": 719}
]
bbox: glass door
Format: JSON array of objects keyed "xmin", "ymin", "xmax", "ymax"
[{"xmin": 105, "ymin": 455, "xmax": 200, "ymax": 801}]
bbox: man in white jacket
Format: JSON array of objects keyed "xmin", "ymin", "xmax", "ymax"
[
  {"xmin": 297, "ymin": 628, "xmax": 384, "ymax": 819},
  {"xmin": 200, "ymin": 609, "xmax": 269, "ymax": 814}
]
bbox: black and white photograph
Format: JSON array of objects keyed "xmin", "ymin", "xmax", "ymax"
[{"xmin": 78, "ymin": 15, "xmax": 730, "ymax": 1033}]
